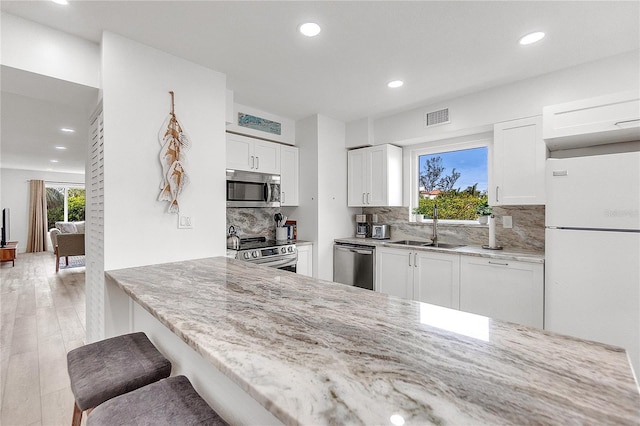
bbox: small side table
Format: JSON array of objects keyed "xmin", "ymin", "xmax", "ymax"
[{"xmin": 0, "ymin": 241, "xmax": 18, "ymax": 267}]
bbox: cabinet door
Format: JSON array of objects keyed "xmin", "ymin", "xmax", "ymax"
[
  {"xmin": 253, "ymin": 140, "xmax": 280, "ymax": 174},
  {"xmin": 491, "ymin": 116, "xmax": 546, "ymax": 205},
  {"xmin": 459, "ymin": 257, "xmax": 543, "ymax": 328},
  {"xmin": 226, "ymin": 134, "xmax": 254, "ymax": 171},
  {"xmin": 375, "ymin": 247, "xmax": 413, "ymax": 299},
  {"xmin": 368, "ymin": 146, "xmax": 387, "ymax": 206},
  {"xmin": 296, "ymin": 245, "xmax": 312, "ymax": 277},
  {"xmin": 347, "ymin": 149, "xmax": 367, "ymax": 207},
  {"xmin": 413, "ymin": 251, "xmax": 460, "ymax": 309},
  {"xmin": 280, "ymin": 146, "xmax": 299, "ymax": 206}
]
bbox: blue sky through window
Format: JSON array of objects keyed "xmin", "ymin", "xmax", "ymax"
[{"xmin": 419, "ymin": 147, "xmax": 488, "ymax": 193}]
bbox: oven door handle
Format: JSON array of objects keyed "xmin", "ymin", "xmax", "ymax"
[{"xmin": 256, "ymin": 256, "xmax": 297, "ymax": 269}]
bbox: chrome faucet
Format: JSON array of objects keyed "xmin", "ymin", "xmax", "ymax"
[{"xmin": 432, "ymin": 204, "xmax": 438, "ymax": 246}]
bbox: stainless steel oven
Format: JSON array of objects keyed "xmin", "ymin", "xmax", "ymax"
[
  {"xmin": 232, "ymin": 237, "xmax": 297, "ymax": 272},
  {"xmin": 226, "ymin": 170, "xmax": 280, "ymax": 208}
]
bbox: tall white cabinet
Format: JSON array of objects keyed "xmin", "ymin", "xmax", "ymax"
[
  {"xmin": 490, "ymin": 116, "xmax": 547, "ymax": 205},
  {"xmin": 280, "ymin": 145, "xmax": 299, "ymax": 206},
  {"xmin": 348, "ymin": 144, "xmax": 402, "ymax": 207}
]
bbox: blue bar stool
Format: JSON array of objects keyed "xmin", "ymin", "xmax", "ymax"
[{"xmin": 67, "ymin": 332, "xmax": 172, "ymax": 426}]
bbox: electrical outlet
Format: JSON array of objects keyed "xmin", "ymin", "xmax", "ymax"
[
  {"xmin": 502, "ymin": 216, "xmax": 513, "ymax": 229},
  {"xmin": 178, "ymin": 215, "xmax": 193, "ymax": 229}
]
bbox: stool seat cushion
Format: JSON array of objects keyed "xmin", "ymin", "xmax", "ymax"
[
  {"xmin": 88, "ymin": 375, "xmax": 228, "ymax": 426},
  {"xmin": 67, "ymin": 332, "xmax": 171, "ymax": 411}
]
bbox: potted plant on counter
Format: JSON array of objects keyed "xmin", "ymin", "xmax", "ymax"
[
  {"xmin": 412, "ymin": 206, "xmax": 427, "ymax": 222},
  {"xmin": 476, "ymin": 201, "xmax": 492, "ymax": 224}
]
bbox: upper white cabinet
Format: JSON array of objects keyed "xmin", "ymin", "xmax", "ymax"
[
  {"xmin": 543, "ymin": 91, "xmax": 640, "ymax": 150},
  {"xmin": 280, "ymin": 145, "xmax": 299, "ymax": 206},
  {"xmin": 348, "ymin": 144, "xmax": 402, "ymax": 207},
  {"xmin": 226, "ymin": 133, "xmax": 280, "ymax": 174},
  {"xmin": 490, "ymin": 116, "xmax": 547, "ymax": 206},
  {"xmin": 459, "ymin": 256, "xmax": 544, "ymax": 329}
]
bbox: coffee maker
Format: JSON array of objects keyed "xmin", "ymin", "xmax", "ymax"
[{"xmin": 355, "ymin": 214, "xmax": 372, "ymax": 238}]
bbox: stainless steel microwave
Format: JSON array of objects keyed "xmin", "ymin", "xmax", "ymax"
[{"xmin": 226, "ymin": 170, "xmax": 281, "ymax": 207}]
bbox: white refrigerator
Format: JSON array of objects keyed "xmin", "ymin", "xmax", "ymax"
[{"xmin": 545, "ymin": 151, "xmax": 640, "ymax": 374}]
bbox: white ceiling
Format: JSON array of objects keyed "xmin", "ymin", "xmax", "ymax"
[{"xmin": 1, "ymin": 1, "xmax": 639, "ymax": 174}]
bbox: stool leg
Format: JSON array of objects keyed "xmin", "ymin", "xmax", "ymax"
[{"xmin": 72, "ymin": 401, "xmax": 83, "ymax": 426}]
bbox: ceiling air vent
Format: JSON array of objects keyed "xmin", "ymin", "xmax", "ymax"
[{"xmin": 424, "ymin": 108, "xmax": 450, "ymax": 127}]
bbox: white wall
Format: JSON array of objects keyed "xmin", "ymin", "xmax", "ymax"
[
  {"xmin": 0, "ymin": 12, "xmax": 100, "ymax": 88},
  {"xmin": 101, "ymin": 32, "xmax": 227, "ymax": 271},
  {"xmin": 0, "ymin": 168, "xmax": 84, "ymax": 252},
  {"xmin": 372, "ymin": 50, "xmax": 640, "ymax": 146},
  {"xmin": 295, "ymin": 115, "xmax": 358, "ymax": 281}
]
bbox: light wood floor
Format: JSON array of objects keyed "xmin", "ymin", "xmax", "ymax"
[{"xmin": 1, "ymin": 251, "xmax": 86, "ymax": 425}]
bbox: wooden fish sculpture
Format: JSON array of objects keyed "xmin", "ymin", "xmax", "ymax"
[{"xmin": 158, "ymin": 91, "xmax": 190, "ymax": 213}]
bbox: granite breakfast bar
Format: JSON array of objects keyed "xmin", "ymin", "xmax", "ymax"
[{"xmin": 104, "ymin": 256, "xmax": 640, "ymax": 425}]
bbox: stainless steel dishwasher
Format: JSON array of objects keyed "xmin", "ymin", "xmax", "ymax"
[{"xmin": 333, "ymin": 242, "xmax": 375, "ymax": 291}]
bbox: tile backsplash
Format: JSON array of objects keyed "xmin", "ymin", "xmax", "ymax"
[
  {"xmin": 226, "ymin": 207, "xmax": 282, "ymax": 239},
  {"xmin": 363, "ymin": 205, "xmax": 545, "ymax": 254},
  {"xmin": 228, "ymin": 205, "xmax": 545, "ymax": 254}
]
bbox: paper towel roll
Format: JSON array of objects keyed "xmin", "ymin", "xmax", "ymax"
[{"xmin": 488, "ymin": 215, "xmax": 496, "ymax": 248}]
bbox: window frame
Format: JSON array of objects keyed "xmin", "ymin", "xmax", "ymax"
[
  {"xmin": 46, "ymin": 183, "xmax": 86, "ymax": 224},
  {"xmin": 407, "ymin": 134, "xmax": 492, "ymax": 224}
]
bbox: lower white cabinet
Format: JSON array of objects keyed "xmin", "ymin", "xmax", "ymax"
[
  {"xmin": 296, "ymin": 244, "xmax": 313, "ymax": 277},
  {"xmin": 376, "ymin": 247, "xmax": 545, "ymax": 328},
  {"xmin": 376, "ymin": 247, "xmax": 413, "ymax": 300},
  {"xmin": 413, "ymin": 251, "xmax": 460, "ymax": 310},
  {"xmin": 376, "ymin": 247, "xmax": 459, "ymax": 309},
  {"xmin": 459, "ymin": 257, "xmax": 544, "ymax": 328}
]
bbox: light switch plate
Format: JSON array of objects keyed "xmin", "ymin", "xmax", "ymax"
[
  {"xmin": 178, "ymin": 215, "xmax": 193, "ymax": 229},
  {"xmin": 502, "ymin": 216, "xmax": 513, "ymax": 229}
]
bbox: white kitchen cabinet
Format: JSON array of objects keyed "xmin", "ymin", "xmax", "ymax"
[
  {"xmin": 376, "ymin": 247, "xmax": 459, "ymax": 309},
  {"xmin": 226, "ymin": 133, "xmax": 280, "ymax": 174},
  {"xmin": 543, "ymin": 90, "xmax": 640, "ymax": 150},
  {"xmin": 490, "ymin": 116, "xmax": 547, "ymax": 206},
  {"xmin": 375, "ymin": 246, "xmax": 413, "ymax": 299},
  {"xmin": 280, "ymin": 145, "xmax": 299, "ymax": 206},
  {"xmin": 348, "ymin": 144, "xmax": 402, "ymax": 207},
  {"xmin": 459, "ymin": 256, "xmax": 544, "ymax": 328},
  {"xmin": 413, "ymin": 251, "xmax": 460, "ymax": 310},
  {"xmin": 296, "ymin": 244, "xmax": 313, "ymax": 277}
]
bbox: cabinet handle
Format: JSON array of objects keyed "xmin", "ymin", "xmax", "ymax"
[
  {"xmin": 496, "ymin": 186, "xmax": 500, "ymax": 203},
  {"xmin": 489, "ymin": 261, "xmax": 509, "ymax": 266},
  {"xmin": 362, "ymin": 193, "xmax": 366, "ymax": 204},
  {"xmin": 256, "ymin": 156, "xmax": 260, "ymax": 169},
  {"xmin": 367, "ymin": 193, "xmax": 371, "ymax": 204},
  {"xmin": 614, "ymin": 118, "xmax": 640, "ymax": 126},
  {"xmin": 282, "ymin": 192, "xmax": 285, "ymax": 203},
  {"xmin": 251, "ymin": 156, "xmax": 255, "ymax": 169},
  {"xmin": 408, "ymin": 253, "xmax": 412, "ymax": 267},
  {"xmin": 414, "ymin": 253, "xmax": 417, "ymax": 268}
]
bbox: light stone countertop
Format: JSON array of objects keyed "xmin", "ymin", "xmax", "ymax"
[
  {"xmin": 335, "ymin": 237, "xmax": 545, "ymax": 264},
  {"xmin": 105, "ymin": 257, "xmax": 639, "ymax": 425}
]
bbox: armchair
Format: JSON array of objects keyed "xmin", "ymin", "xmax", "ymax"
[{"xmin": 49, "ymin": 222, "xmax": 86, "ymax": 272}]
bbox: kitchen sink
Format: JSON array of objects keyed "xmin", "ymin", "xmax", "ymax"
[{"xmin": 388, "ymin": 240, "xmax": 465, "ymax": 249}]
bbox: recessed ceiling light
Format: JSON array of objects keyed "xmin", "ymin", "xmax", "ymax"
[
  {"xmin": 299, "ymin": 22, "xmax": 321, "ymax": 37},
  {"xmin": 52, "ymin": 0, "xmax": 68, "ymax": 5},
  {"xmin": 519, "ymin": 31, "xmax": 545, "ymax": 45},
  {"xmin": 50, "ymin": 159, "xmax": 59, "ymax": 163},
  {"xmin": 60, "ymin": 127, "xmax": 75, "ymax": 133},
  {"xmin": 387, "ymin": 80, "xmax": 404, "ymax": 88},
  {"xmin": 55, "ymin": 146, "xmax": 67, "ymax": 150}
]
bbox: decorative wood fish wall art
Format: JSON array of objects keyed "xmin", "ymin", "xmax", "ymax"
[{"xmin": 158, "ymin": 91, "xmax": 190, "ymax": 213}]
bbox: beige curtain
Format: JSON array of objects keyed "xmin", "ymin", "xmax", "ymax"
[{"xmin": 26, "ymin": 180, "xmax": 48, "ymax": 252}]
